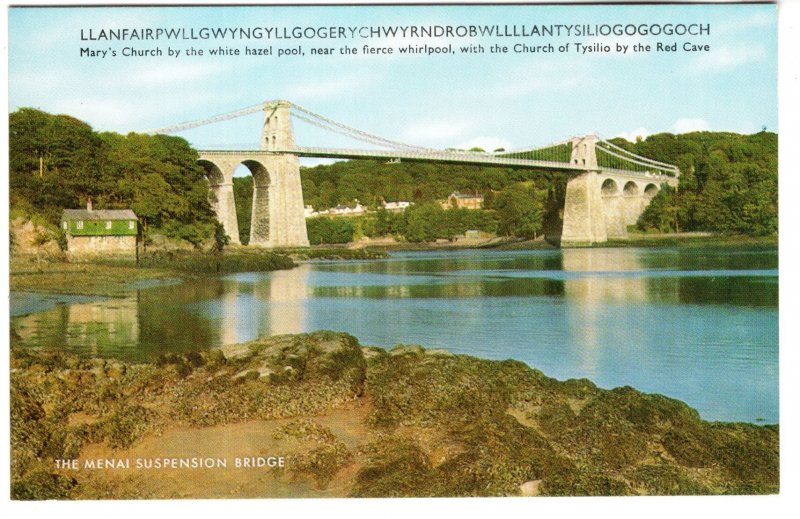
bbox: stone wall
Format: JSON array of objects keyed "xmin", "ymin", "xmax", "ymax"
[{"xmin": 66, "ymin": 235, "xmax": 137, "ymax": 259}]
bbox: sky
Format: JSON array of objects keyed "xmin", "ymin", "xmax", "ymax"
[
  {"xmin": 2, "ymin": 3, "xmax": 799, "ymax": 517},
  {"xmin": 8, "ymin": 3, "xmax": 778, "ymax": 158}
]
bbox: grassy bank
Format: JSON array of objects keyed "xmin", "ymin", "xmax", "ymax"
[
  {"xmin": 10, "ymin": 332, "xmax": 778, "ymax": 499},
  {"xmin": 10, "ymin": 250, "xmax": 295, "ymax": 297},
  {"xmin": 406, "ymin": 233, "xmax": 778, "ymax": 251},
  {"xmin": 9, "ymin": 258, "xmax": 176, "ymax": 297},
  {"xmin": 607, "ymin": 233, "xmax": 778, "ymax": 249},
  {"xmin": 278, "ymin": 246, "xmax": 389, "ymax": 261},
  {"xmin": 345, "ymin": 232, "xmax": 778, "ymax": 252},
  {"xmin": 98, "ymin": 250, "xmax": 295, "ymax": 274}
]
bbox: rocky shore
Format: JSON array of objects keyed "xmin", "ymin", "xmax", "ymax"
[{"xmin": 11, "ymin": 331, "xmax": 778, "ymax": 499}]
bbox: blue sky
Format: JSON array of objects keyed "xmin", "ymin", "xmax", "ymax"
[{"xmin": 8, "ymin": 3, "xmax": 777, "ymax": 156}]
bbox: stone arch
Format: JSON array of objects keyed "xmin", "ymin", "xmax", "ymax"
[
  {"xmin": 601, "ymin": 178, "xmax": 619, "ymax": 196},
  {"xmin": 623, "ymin": 181, "xmax": 639, "ymax": 196},
  {"xmin": 241, "ymin": 159, "xmax": 274, "ymax": 246},
  {"xmin": 644, "ymin": 183, "xmax": 659, "ymax": 198},
  {"xmin": 198, "ymin": 159, "xmax": 224, "ymax": 188},
  {"xmin": 198, "ymin": 158, "xmax": 240, "ymax": 245}
]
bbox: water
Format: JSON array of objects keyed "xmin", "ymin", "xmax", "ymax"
[{"xmin": 10, "ymin": 246, "xmax": 778, "ymax": 424}]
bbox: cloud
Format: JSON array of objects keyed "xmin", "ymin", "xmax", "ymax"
[
  {"xmin": 691, "ymin": 45, "xmax": 766, "ymax": 72},
  {"xmin": 400, "ymin": 120, "xmax": 473, "ymax": 144},
  {"xmin": 290, "ymin": 75, "xmax": 375, "ymax": 102},
  {"xmin": 454, "ymin": 136, "xmax": 514, "ymax": 152},
  {"xmin": 613, "ymin": 127, "xmax": 651, "ymax": 142},
  {"xmin": 613, "ymin": 118, "xmax": 710, "ymax": 141},
  {"xmin": 670, "ymin": 118, "xmax": 710, "ymax": 134}
]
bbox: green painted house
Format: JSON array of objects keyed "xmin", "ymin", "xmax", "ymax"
[{"xmin": 61, "ymin": 201, "xmax": 138, "ymax": 258}]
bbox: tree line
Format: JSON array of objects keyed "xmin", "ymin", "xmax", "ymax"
[
  {"xmin": 10, "ymin": 108, "xmax": 777, "ymax": 248},
  {"xmin": 9, "ymin": 108, "xmax": 218, "ymax": 246},
  {"xmin": 629, "ymin": 131, "xmax": 777, "ymax": 236}
]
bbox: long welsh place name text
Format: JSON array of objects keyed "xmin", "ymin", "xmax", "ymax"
[{"xmin": 80, "ymin": 23, "xmax": 711, "ymax": 42}]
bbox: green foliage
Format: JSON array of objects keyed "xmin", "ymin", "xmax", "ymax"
[
  {"xmin": 298, "ymin": 159, "xmax": 565, "ymax": 240},
  {"xmin": 9, "ymin": 108, "xmax": 218, "ymax": 245},
  {"xmin": 286, "ymin": 247, "xmax": 388, "ymax": 261},
  {"xmin": 11, "ymin": 471, "xmax": 77, "ymax": 500},
  {"xmin": 637, "ymin": 185, "xmax": 681, "ymax": 233},
  {"xmin": 306, "ymin": 217, "xmax": 355, "ymax": 245},
  {"xmin": 101, "ymin": 250, "xmax": 295, "ymax": 274},
  {"xmin": 352, "ymin": 436, "xmax": 434, "ymax": 497},
  {"xmin": 212, "ymin": 222, "xmax": 230, "ymax": 252},
  {"xmin": 494, "ymin": 184, "xmax": 544, "ymax": 239},
  {"xmin": 635, "ymin": 131, "xmax": 777, "ymax": 236},
  {"xmin": 101, "ymin": 405, "xmax": 161, "ymax": 449},
  {"xmin": 232, "ymin": 176, "xmax": 253, "ymax": 244},
  {"xmin": 631, "ymin": 464, "xmax": 711, "ymax": 495}
]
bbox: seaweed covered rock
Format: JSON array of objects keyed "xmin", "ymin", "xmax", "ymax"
[
  {"xmin": 221, "ymin": 330, "xmax": 366, "ymax": 391},
  {"xmin": 357, "ymin": 347, "xmax": 779, "ymax": 497},
  {"xmin": 10, "ymin": 333, "xmax": 779, "ymax": 499}
]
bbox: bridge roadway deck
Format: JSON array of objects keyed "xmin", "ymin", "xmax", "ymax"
[{"xmin": 199, "ymin": 147, "xmax": 678, "ymax": 183}]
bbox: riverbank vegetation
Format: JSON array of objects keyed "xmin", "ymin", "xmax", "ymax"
[
  {"xmin": 10, "ymin": 109, "xmax": 777, "ymax": 250},
  {"xmin": 9, "ymin": 108, "xmax": 218, "ymax": 246},
  {"xmin": 11, "ymin": 331, "xmax": 778, "ymax": 499},
  {"xmin": 291, "ymin": 131, "xmax": 777, "ymax": 243},
  {"xmin": 9, "ymin": 249, "xmax": 296, "ymax": 297},
  {"xmin": 626, "ymin": 132, "xmax": 777, "ymax": 235}
]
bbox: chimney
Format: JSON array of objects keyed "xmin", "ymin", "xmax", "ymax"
[{"xmin": 87, "ymin": 198, "xmax": 93, "ymax": 212}]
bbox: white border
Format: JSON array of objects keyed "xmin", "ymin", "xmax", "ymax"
[{"xmin": 2, "ymin": 1, "xmax": 796, "ymax": 517}]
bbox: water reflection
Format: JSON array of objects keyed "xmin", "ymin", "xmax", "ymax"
[
  {"xmin": 252, "ymin": 265, "xmax": 309, "ymax": 335},
  {"xmin": 560, "ymin": 249, "xmax": 648, "ymax": 374},
  {"xmin": 10, "ymin": 247, "xmax": 778, "ymax": 423},
  {"xmin": 14, "ymin": 296, "xmax": 140, "ymax": 358}
]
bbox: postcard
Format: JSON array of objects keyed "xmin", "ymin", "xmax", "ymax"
[{"xmin": 6, "ymin": 0, "xmax": 782, "ymax": 503}]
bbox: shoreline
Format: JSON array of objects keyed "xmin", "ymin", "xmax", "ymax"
[
  {"xmin": 9, "ymin": 234, "xmax": 778, "ymax": 298},
  {"xmin": 10, "ymin": 331, "xmax": 779, "ymax": 499}
]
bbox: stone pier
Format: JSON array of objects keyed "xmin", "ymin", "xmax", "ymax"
[
  {"xmin": 560, "ymin": 135, "xmax": 676, "ymax": 247},
  {"xmin": 198, "ymin": 101, "xmax": 310, "ymax": 248}
]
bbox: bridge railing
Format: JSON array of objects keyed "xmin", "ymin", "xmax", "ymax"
[{"xmin": 199, "ymin": 146, "xmax": 678, "ymax": 182}]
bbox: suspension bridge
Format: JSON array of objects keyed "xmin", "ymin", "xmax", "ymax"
[{"xmin": 147, "ymin": 100, "xmax": 680, "ymax": 247}]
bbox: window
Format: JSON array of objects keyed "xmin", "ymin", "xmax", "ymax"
[
  {"xmin": 106, "ymin": 221, "xmax": 112, "ymax": 229},
  {"xmin": 76, "ymin": 221, "xmax": 83, "ymax": 229},
  {"xmin": 129, "ymin": 221, "xmax": 135, "ymax": 230}
]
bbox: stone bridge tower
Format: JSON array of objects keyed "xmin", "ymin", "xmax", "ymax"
[
  {"xmin": 253, "ymin": 101, "xmax": 309, "ymax": 247},
  {"xmin": 561, "ymin": 135, "xmax": 608, "ymax": 246},
  {"xmin": 560, "ymin": 134, "xmax": 675, "ymax": 247},
  {"xmin": 199, "ymin": 101, "xmax": 309, "ymax": 248}
]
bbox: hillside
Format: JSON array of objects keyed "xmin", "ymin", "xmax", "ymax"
[{"xmin": 9, "ymin": 108, "xmax": 778, "ymax": 245}]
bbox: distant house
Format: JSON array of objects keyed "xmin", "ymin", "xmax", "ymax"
[
  {"xmin": 61, "ymin": 200, "xmax": 138, "ymax": 258},
  {"xmin": 327, "ymin": 201, "xmax": 367, "ymax": 216},
  {"xmin": 443, "ymin": 192, "xmax": 484, "ymax": 210},
  {"xmin": 382, "ymin": 201, "xmax": 411, "ymax": 212}
]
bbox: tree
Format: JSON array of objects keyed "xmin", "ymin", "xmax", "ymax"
[
  {"xmin": 637, "ymin": 185, "xmax": 681, "ymax": 233},
  {"xmin": 9, "ymin": 108, "xmax": 219, "ymax": 246},
  {"xmin": 493, "ymin": 185, "xmax": 544, "ymax": 239}
]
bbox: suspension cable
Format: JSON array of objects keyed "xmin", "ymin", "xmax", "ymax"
[
  {"xmin": 289, "ymin": 102, "xmax": 434, "ymax": 151},
  {"xmin": 596, "ymin": 146, "xmax": 678, "ymax": 174},
  {"xmin": 144, "ymin": 100, "xmax": 278, "ymax": 135},
  {"xmin": 598, "ymin": 139, "xmax": 679, "ymax": 169}
]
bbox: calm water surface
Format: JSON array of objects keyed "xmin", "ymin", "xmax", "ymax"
[{"xmin": 11, "ymin": 246, "xmax": 778, "ymax": 423}]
